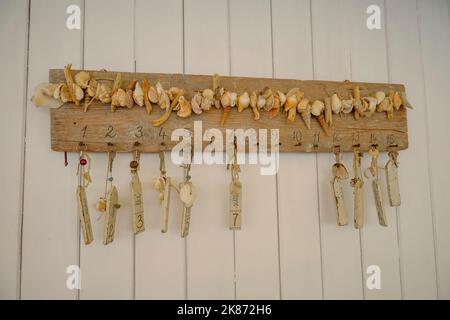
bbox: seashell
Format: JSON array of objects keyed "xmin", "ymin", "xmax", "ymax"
[
  {"xmin": 287, "ymin": 106, "xmax": 296, "ymax": 122},
  {"xmin": 60, "ymin": 84, "xmax": 71, "ymax": 103},
  {"xmin": 264, "ymin": 95, "xmax": 274, "ymax": 111},
  {"xmin": 250, "ymin": 91, "xmax": 258, "ymax": 108},
  {"xmin": 158, "ymin": 90, "xmax": 170, "ymax": 109},
  {"xmin": 53, "ymin": 83, "xmax": 64, "ymax": 100},
  {"xmin": 115, "ymin": 88, "xmax": 127, "ymax": 107},
  {"xmin": 342, "ymin": 98, "xmax": 353, "ymax": 113},
  {"xmin": 269, "ymin": 94, "xmax": 281, "ymax": 118},
  {"xmin": 148, "ymin": 86, "xmax": 158, "ymax": 104},
  {"xmin": 191, "ymin": 92, "xmax": 203, "ymax": 114},
  {"xmin": 262, "ymin": 87, "xmax": 273, "ymax": 99},
  {"xmin": 300, "ymin": 104, "xmax": 311, "ymax": 129},
  {"xmin": 214, "ymin": 87, "xmax": 224, "ymax": 109},
  {"xmin": 377, "ymin": 97, "xmax": 390, "ymax": 112},
  {"xmin": 95, "ymin": 197, "xmax": 107, "ymax": 212},
  {"xmin": 229, "ymin": 92, "xmax": 238, "ymax": 107},
  {"xmin": 202, "ymin": 88, "xmax": 214, "ymax": 100},
  {"xmin": 297, "ymin": 98, "xmax": 309, "ymax": 112},
  {"xmin": 284, "ymin": 95, "xmax": 298, "ymax": 111},
  {"xmin": 41, "ymin": 83, "xmax": 59, "ymax": 97},
  {"xmin": 363, "ymin": 96, "xmax": 377, "ymax": 115},
  {"xmin": 325, "ymin": 97, "xmax": 332, "ymax": 126},
  {"xmin": 375, "ymin": 91, "xmax": 385, "ymax": 104},
  {"xmin": 97, "ymin": 84, "xmax": 111, "ymax": 103},
  {"xmin": 155, "ymin": 82, "xmax": 165, "ymax": 97},
  {"xmin": 133, "ymin": 81, "xmax": 144, "ymax": 107},
  {"xmin": 73, "ymin": 83, "xmax": 84, "ymax": 102},
  {"xmin": 277, "ymin": 90, "xmax": 286, "ymax": 107},
  {"xmin": 87, "ymin": 79, "xmax": 98, "ymax": 97},
  {"xmin": 311, "ymin": 100, "xmax": 325, "ymax": 116},
  {"xmin": 331, "ymin": 93, "xmax": 342, "ymax": 114},
  {"xmin": 74, "ymin": 71, "xmax": 90, "ymax": 89},
  {"xmin": 177, "ymin": 96, "xmax": 192, "ymax": 118},
  {"xmin": 31, "ymin": 83, "xmax": 64, "ymax": 108},
  {"xmin": 141, "ymin": 79, "xmax": 152, "ymax": 113},
  {"xmin": 257, "ymin": 95, "xmax": 266, "ymax": 110},
  {"xmin": 180, "ymin": 183, "xmax": 196, "ymax": 208},
  {"xmin": 125, "ymin": 90, "xmax": 134, "ymax": 108},
  {"xmin": 400, "ymin": 92, "xmax": 413, "ymax": 109},
  {"xmin": 353, "ymin": 86, "xmax": 361, "ymax": 100},
  {"xmin": 393, "ymin": 92, "xmax": 402, "ymax": 110},
  {"xmin": 168, "ymin": 87, "xmax": 181, "ymax": 101},
  {"xmin": 237, "ymin": 92, "xmax": 250, "ymax": 112},
  {"xmin": 221, "ymin": 91, "xmax": 231, "ymax": 108}
]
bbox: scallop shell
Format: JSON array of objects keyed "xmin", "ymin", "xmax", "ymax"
[
  {"xmin": 264, "ymin": 95, "xmax": 274, "ymax": 111},
  {"xmin": 31, "ymin": 83, "xmax": 64, "ymax": 108},
  {"xmin": 74, "ymin": 71, "xmax": 90, "ymax": 89},
  {"xmin": 97, "ymin": 84, "xmax": 112, "ymax": 103},
  {"xmin": 87, "ymin": 79, "xmax": 98, "ymax": 97},
  {"xmin": 375, "ymin": 91, "xmax": 385, "ymax": 104},
  {"xmin": 342, "ymin": 99, "xmax": 353, "ymax": 113},
  {"xmin": 177, "ymin": 96, "xmax": 192, "ymax": 118}
]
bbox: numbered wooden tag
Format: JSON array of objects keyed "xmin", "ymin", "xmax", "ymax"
[
  {"xmin": 372, "ymin": 180, "xmax": 387, "ymax": 226},
  {"xmin": 332, "ymin": 177, "xmax": 347, "ymax": 226},
  {"xmin": 229, "ymin": 180, "xmax": 242, "ymax": 230},
  {"xmin": 386, "ymin": 151, "xmax": 401, "ymax": 207},
  {"xmin": 76, "ymin": 186, "xmax": 93, "ymax": 245},
  {"xmin": 161, "ymin": 177, "xmax": 171, "ymax": 233},
  {"xmin": 103, "ymin": 186, "xmax": 120, "ymax": 245},
  {"xmin": 180, "ymin": 181, "xmax": 195, "ymax": 238},
  {"xmin": 130, "ymin": 173, "xmax": 145, "ymax": 234},
  {"xmin": 351, "ymin": 150, "xmax": 364, "ymax": 229}
]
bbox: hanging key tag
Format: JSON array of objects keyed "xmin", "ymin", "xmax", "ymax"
[
  {"xmin": 331, "ymin": 147, "xmax": 348, "ymax": 226},
  {"xmin": 76, "ymin": 147, "xmax": 94, "ymax": 245},
  {"xmin": 366, "ymin": 146, "xmax": 387, "ymax": 226},
  {"xmin": 103, "ymin": 150, "xmax": 121, "ymax": 245},
  {"xmin": 179, "ymin": 149, "xmax": 195, "ymax": 238},
  {"xmin": 385, "ymin": 151, "xmax": 401, "ymax": 207},
  {"xmin": 130, "ymin": 149, "xmax": 145, "ymax": 234},
  {"xmin": 154, "ymin": 150, "xmax": 172, "ymax": 233},
  {"xmin": 229, "ymin": 138, "xmax": 242, "ymax": 230},
  {"xmin": 351, "ymin": 147, "xmax": 364, "ymax": 229}
]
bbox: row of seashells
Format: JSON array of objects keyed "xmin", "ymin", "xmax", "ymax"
[{"xmin": 32, "ymin": 65, "xmax": 411, "ymax": 132}]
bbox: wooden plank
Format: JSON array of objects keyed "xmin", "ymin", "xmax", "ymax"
[
  {"xmin": 229, "ymin": 0, "xmax": 280, "ymax": 299},
  {"xmin": 21, "ymin": 0, "xmax": 82, "ymax": 299},
  {"xmin": 134, "ymin": 0, "xmax": 186, "ymax": 300},
  {"xmin": 385, "ymin": 0, "xmax": 437, "ymax": 299},
  {"xmin": 417, "ymin": 0, "xmax": 450, "ymax": 299},
  {"xmin": 49, "ymin": 70, "xmax": 409, "ymax": 154},
  {"xmin": 184, "ymin": 0, "xmax": 235, "ymax": 299},
  {"xmin": 347, "ymin": 0, "xmax": 401, "ymax": 299},
  {"xmin": 0, "ymin": 0, "xmax": 28, "ymax": 299},
  {"xmin": 311, "ymin": 0, "xmax": 364, "ymax": 299},
  {"xmin": 78, "ymin": 0, "xmax": 134, "ymax": 299},
  {"xmin": 271, "ymin": 0, "xmax": 323, "ymax": 299}
]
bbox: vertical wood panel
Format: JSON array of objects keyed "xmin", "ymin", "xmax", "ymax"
[
  {"xmin": 0, "ymin": 0, "xmax": 29, "ymax": 299},
  {"xmin": 229, "ymin": 0, "xmax": 280, "ymax": 299},
  {"xmin": 311, "ymin": 0, "xmax": 364, "ymax": 299},
  {"xmin": 21, "ymin": 0, "xmax": 82, "ymax": 299},
  {"xmin": 184, "ymin": 0, "xmax": 235, "ymax": 299},
  {"xmin": 271, "ymin": 0, "xmax": 323, "ymax": 299},
  {"xmin": 417, "ymin": 0, "xmax": 450, "ymax": 300},
  {"xmin": 385, "ymin": 0, "xmax": 437, "ymax": 299},
  {"xmin": 348, "ymin": 0, "xmax": 401, "ymax": 299},
  {"xmin": 135, "ymin": 0, "xmax": 186, "ymax": 300},
  {"xmin": 80, "ymin": 0, "xmax": 134, "ymax": 299}
]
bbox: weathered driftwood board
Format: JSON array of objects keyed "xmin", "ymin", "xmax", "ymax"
[{"xmin": 50, "ymin": 69, "xmax": 408, "ymax": 153}]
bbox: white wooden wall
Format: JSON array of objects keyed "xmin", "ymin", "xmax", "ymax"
[{"xmin": 1, "ymin": 0, "xmax": 449, "ymax": 300}]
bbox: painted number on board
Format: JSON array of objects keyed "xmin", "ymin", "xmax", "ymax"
[{"xmin": 105, "ymin": 125, "xmax": 117, "ymax": 138}]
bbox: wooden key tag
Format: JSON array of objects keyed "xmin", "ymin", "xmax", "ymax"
[
  {"xmin": 331, "ymin": 148, "xmax": 348, "ymax": 226},
  {"xmin": 351, "ymin": 148, "xmax": 364, "ymax": 229},
  {"xmin": 130, "ymin": 150, "xmax": 145, "ymax": 234},
  {"xmin": 104, "ymin": 186, "xmax": 120, "ymax": 245},
  {"xmin": 76, "ymin": 149, "xmax": 93, "ymax": 245},
  {"xmin": 367, "ymin": 146, "xmax": 387, "ymax": 226},
  {"xmin": 385, "ymin": 151, "xmax": 401, "ymax": 207}
]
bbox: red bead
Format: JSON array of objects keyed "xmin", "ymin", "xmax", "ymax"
[{"xmin": 80, "ymin": 159, "xmax": 87, "ymax": 166}]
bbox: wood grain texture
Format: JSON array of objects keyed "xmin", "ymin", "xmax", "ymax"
[
  {"xmin": 0, "ymin": 0, "xmax": 28, "ymax": 299},
  {"xmin": 21, "ymin": 0, "xmax": 82, "ymax": 299},
  {"xmin": 272, "ymin": 0, "xmax": 323, "ymax": 299},
  {"xmin": 49, "ymin": 70, "xmax": 408, "ymax": 153}
]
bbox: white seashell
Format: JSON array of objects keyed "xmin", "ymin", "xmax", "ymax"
[
  {"xmin": 277, "ymin": 91, "xmax": 286, "ymax": 107},
  {"xmin": 221, "ymin": 91, "xmax": 231, "ymax": 108},
  {"xmin": 73, "ymin": 84, "xmax": 84, "ymax": 102},
  {"xmin": 229, "ymin": 92, "xmax": 238, "ymax": 107},
  {"xmin": 133, "ymin": 81, "xmax": 144, "ymax": 107},
  {"xmin": 31, "ymin": 83, "xmax": 64, "ymax": 108},
  {"xmin": 148, "ymin": 86, "xmax": 158, "ymax": 103},
  {"xmin": 375, "ymin": 91, "xmax": 385, "ymax": 104},
  {"xmin": 311, "ymin": 100, "xmax": 325, "ymax": 116},
  {"xmin": 297, "ymin": 98, "xmax": 309, "ymax": 112},
  {"xmin": 97, "ymin": 84, "xmax": 112, "ymax": 104},
  {"xmin": 60, "ymin": 84, "xmax": 71, "ymax": 103},
  {"xmin": 256, "ymin": 95, "xmax": 266, "ymax": 109},
  {"xmin": 363, "ymin": 96, "xmax": 377, "ymax": 113},
  {"xmin": 53, "ymin": 83, "xmax": 64, "ymax": 100},
  {"xmin": 191, "ymin": 92, "xmax": 203, "ymax": 114},
  {"xmin": 237, "ymin": 92, "xmax": 250, "ymax": 112},
  {"xmin": 156, "ymin": 82, "xmax": 165, "ymax": 97},
  {"xmin": 202, "ymin": 88, "xmax": 214, "ymax": 100},
  {"xmin": 74, "ymin": 71, "xmax": 90, "ymax": 89},
  {"xmin": 342, "ymin": 98, "xmax": 353, "ymax": 113},
  {"xmin": 331, "ymin": 93, "xmax": 342, "ymax": 114},
  {"xmin": 180, "ymin": 183, "xmax": 196, "ymax": 208},
  {"xmin": 158, "ymin": 90, "xmax": 170, "ymax": 109}
]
